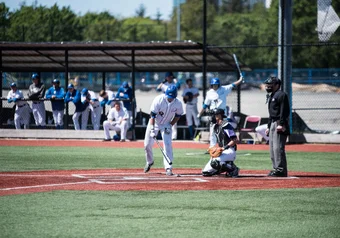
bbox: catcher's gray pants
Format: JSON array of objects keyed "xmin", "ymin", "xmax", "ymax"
[
  {"xmin": 269, "ymin": 121, "xmax": 288, "ymax": 172},
  {"xmin": 202, "ymin": 147, "xmax": 236, "ymax": 174}
]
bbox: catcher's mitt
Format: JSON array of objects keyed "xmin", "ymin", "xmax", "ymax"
[
  {"xmin": 184, "ymin": 92, "xmax": 194, "ymax": 103},
  {"xmin": 207, "ymin": 144, "xmax": 224, "ymax": 158}
]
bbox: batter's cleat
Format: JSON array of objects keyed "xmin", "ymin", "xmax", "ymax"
[
  {"xmin": 226, "ymin": 167, "xmax": 239, "ymax": 178},
  {"xmin": 102, "ymin": 138, "xmax": 111, "ymax": 142},
  {"xmin": 268, "ymin": 170, "xmax": 287, "ymax": 177},
  {"xmin": 144, "ymin": 162, "xmax": 154, "ymax": 173},
  {"xmin": 166, "ymin": 168, "xmax": 174, "ymax": 176}
]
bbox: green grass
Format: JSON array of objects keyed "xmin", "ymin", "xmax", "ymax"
[
  {"xmin": 0, "ymin": 146, "xmax": 339, "ymax": 174},
  {"xmin": 0, "ymin": 146, "xmax": 339, "ymax": 237},
  {"xmin": 1, "ymin": 189, "xmax": 339, "ymax": 238}
]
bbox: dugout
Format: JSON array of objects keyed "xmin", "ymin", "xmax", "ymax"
[{"xmin": 0, "ymin": 41, "xmax": 250, "ymax": 139}]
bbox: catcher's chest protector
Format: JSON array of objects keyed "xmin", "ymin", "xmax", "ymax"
[{"xmin": 213, "ymin": 124, "xmax": 232, "ymax": 147}]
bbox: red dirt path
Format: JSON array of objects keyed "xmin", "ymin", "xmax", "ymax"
[{"xmin": 1, "ymin": 139, "xmax": 340, "ymax": 196}]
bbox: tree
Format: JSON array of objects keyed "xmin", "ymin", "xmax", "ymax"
[
  {"xmin": 135, "ymin": 4, "xmax": 146, "ymax": 18},
  {"xmin": 0, "ymin": 2, "xmax": 10, "ymax": 40}
]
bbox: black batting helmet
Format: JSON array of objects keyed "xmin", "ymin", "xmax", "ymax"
[{"xmin": 213, "ymin": 108, "xmax": 227, "ymax": 118}]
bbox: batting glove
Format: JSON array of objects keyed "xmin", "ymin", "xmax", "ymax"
[
  {"xmin": 164, "ymin": 127, "xmax": 171, "ymax": 135},
  {"xmin": 150, "ymin": 129, "xmax": 156, "ymax": 138}
]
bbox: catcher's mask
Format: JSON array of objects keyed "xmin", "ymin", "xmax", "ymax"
[
  {"xmin": 264, "ymin": 76, "xmax": 281, "ymax": 93},
  {"xmin": 213, "ymin": 108, "xmax": 227, "ymax": 118}
]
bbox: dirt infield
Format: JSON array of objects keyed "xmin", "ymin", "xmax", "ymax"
[{"xmin": 0, "ymin": 139, "xmax": 340, "ymax": 196}]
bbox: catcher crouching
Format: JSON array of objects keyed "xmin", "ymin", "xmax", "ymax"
[{"xmin": 202, "ymin": 108, "xmax": 239, "ymax": 177}]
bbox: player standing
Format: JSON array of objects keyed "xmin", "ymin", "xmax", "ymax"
[
  {"xmin": 27, "ymin": 73, "xmax": 46, "ymax": 128},
  {"xmin": 45, "ymin": 79, "xmax": 65, "ymax": 129},
  {"xmin": 198, "ymin": 76, "xmax": 243, "ymax": 146},
  {"xmin": 7, "ymin": 83, "xmax": 31, "ymax": 129},
  {"xmin": 143, "ymin": 85, "xmax": 184, "ymax": 176},
  {"xmin": 182, "ymin": 78, "xmax": 200, "ymax": 140}
]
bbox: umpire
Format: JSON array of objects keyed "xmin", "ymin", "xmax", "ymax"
[{"xmin": 264, "ymin": 77, "xmax": 290, "ymax": 177}]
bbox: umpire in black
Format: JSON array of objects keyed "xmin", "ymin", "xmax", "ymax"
[{"xmin": 264, "ymin": 77, "xmax": 290, "ymax": 177}]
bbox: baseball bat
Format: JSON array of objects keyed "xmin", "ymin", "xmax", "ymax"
[
  {"xmin": 153, "ymin": 137, "xmax": 172, "ymax": 165},
  {"xmin": 233, "ymin": 54, "xmax": 244, "ymax": 79}
]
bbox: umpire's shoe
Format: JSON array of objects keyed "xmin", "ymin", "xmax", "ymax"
[
  {"xmin": 268, "ymin": 169, "xmax": 287, "ymax": 177},
  {"xmin": 144, "ymin": 162, "xmax": 154, "ymax": 173}
]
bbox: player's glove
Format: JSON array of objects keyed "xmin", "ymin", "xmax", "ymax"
[
  {"xmin": 184, "ymin": 92, "xmax": 194, "ymax": 104},
  {"xmin": 207, "ymin": 144, "xmax": 224, "ymax": 158},
  {"xmin": 150, "ymin": 129, "xmax": 156, "ymax": 138}
]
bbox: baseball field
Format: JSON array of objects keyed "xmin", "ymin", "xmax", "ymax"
[{"xmin": 0, "ymin": 139, "xmax": 339, "ymax": 237}]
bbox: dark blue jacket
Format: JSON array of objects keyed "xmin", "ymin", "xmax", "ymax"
[{"xmin": 116, "ymin": 86, "xmax": 133, "ymax": 111}]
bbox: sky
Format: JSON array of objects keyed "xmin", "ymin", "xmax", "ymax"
[{"xmin": 4, "ymin": 0, "xmax": 174, "ymax": 20}]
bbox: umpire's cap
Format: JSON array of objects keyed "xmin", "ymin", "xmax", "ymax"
[
  {"xmin": 10, "ymin": 82, "xmax": 17, "ymax": 87},
  {"xmin": 264, "ymin": 76, "xmax": 281, "ymax": 85}
]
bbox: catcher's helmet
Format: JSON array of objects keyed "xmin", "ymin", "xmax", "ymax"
[
  {"xmin": 213, "ymin": 108, "xmax": 227, "ymax": 118},
  {"xmin": 165, "ymin": 85, "xmax": 178, "ymax": 99},
  {"xmin": 32, "ymin": 73, "xmax": 39, "ymax": 80},
  {"xmin": 210, "ymin": 78, "xmax": 220, "ymax": 85},
  {"xmin": 264, "ymin": 76, "xmax": 281, "ymax": 85}
]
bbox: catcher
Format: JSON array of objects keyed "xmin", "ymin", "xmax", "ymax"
[{"xmin": 202, "ymin": 108, "xmax": 240, "ymax": 177}]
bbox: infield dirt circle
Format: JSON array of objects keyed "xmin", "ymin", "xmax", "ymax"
[{"xmin": 0, "ymin": 139, "xmax": 340, "ymax": 196}]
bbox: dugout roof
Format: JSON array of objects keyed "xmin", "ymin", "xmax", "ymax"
[{"xmin": 0, "ymin": 41, "xmax": 250, "ymax": 73}]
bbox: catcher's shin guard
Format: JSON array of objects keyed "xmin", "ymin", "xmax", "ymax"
[{"xmin": 225, "ymin": 162, "xmax": 239, "ymax": 178}]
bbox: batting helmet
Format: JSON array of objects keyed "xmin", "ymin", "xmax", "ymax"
[
  {"xmin": 165, "ymin": 85, "xmax": 178, "ymax": 99},
  {"xmin": 210, "ymin": 78, "xmax": 220, "ymax": 86},
  {"xmin": 32, "ymin": 73, "xmax": 40, "ymax": 80},
  {"xmin": 81, "ymin": 88, "xmax": 89, "ymax": 96}
]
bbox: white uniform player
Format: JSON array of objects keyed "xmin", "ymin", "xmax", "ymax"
[
  {"xmin": 198, "ymin": 76, "xmax": 243, "ymax": 146},
  {"xmin": 103, "ymin": 101, "xmax": 129, "ymax": 142},
  {"xmin": 156, "ymin": 72, "xmax": 181, "ymax": 140},
  {"xmin": 182, "ymin": 78, "xmax": 200, "ymax": 139},
  {"xmin": 256, "ymin": 124, "xmax": 269, "ymax": 144},
  {"xmin": 27, "ymin": 73, "xmax": 46, "ymax": 128},
  {"xmin": 7, "ymin": 83, "xmax": 31, "ymax": 129},
  {"xmin": 144, "ymin": 85, "xmax": 184, "ymax": 176},
  {"xmin": 87, "ymin": 90, "xmax": 101, "ymax": 130}
]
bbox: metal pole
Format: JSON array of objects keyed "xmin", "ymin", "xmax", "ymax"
[
  {"xmin": 177, "ymin": 0, "xmax": 181, "ymax": 41},
  {"xmin": 102, "ymin": 72, "xmax": 106, "ymax": 117},
  {"xmin": 65, "ymin": 50, "xmax": 69, "ymax": 129},
  {"xmin": 202, "ymin": 0, "xmax": 207, "ymax": 99},
  {"xmin": 0, "ymin": 50, "xmax": 3, "ymax": 129},
  {"xmin": 131, "ymin": 49, "xmax": 136, "ymax": 140}
]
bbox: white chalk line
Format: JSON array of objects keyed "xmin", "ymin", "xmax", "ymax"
[{"xmin": 0, "ymin": 181, "xmax": 92, "ymax": 191}]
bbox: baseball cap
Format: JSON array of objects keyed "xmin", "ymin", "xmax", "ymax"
[
  {"xmin": 165, "ymin": 72, "xmax": 174, "ymax": 77},
  {"xmin": 10, "ymin": 82, "xmax": 17, "ymax": 87},
  {"xmin": 81, "ymin": 88, "xmax": 88, "ymax": 96},
  {"xmin": 32, "ymin": 73, "xmax": 39, "ymax": 79},
  {"xmin": 67, "ymin": 83, "xmax": 74, "ymax": 89},
  {"xmin": 52, "ymin": 79, "xmax": 60, "ymax": 84},
  {"xmin": 122, "ymin": 81, "xmax": 129, "ymax": 88}
]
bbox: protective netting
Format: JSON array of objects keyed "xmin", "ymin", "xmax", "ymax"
[{"xmin": 317, "ymin": 0, "xmax": 340, "ymax": 42}]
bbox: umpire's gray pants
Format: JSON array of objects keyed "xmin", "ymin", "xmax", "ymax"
[{"xmin": 269, "ymin": 121, "xmax": 287, "ymax": 172}]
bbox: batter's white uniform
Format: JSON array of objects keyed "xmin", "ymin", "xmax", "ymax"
[
  {"xmin": 28, "ymin": 83, "xmax": 46, "ymax": 127},
  {"xmin": 159, "ymin": 82, "xmax": 179, "ymax": 140},
  {"xmin": 204, "ymin": 85, "xmax": 235, "ymax": 146},
  {"xmin": 256, "ymin": 124, "xmax": 269, "ymax": 143},
  {"xmin": 7, "ymin": 90, "xmax": 31, "ymax": 129},
  {"xmin": 182, "ymin": 86, "xmax": 200, "ymax": 127},
  {"xmin": 88, "ymin": 90, "xmax": 101, "ymax": 130},
  {"xmin": 144, "ymin": 94, "xmax": 183, "ymax": 170},
  {"xmin": 103, "ymin": 103, "xmax": 129, "ymax": 140}
]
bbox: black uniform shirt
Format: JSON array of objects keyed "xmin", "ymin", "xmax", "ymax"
[{"xmin": 268, "ymin": 89, "xmax": 290, "ymax": 128}]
